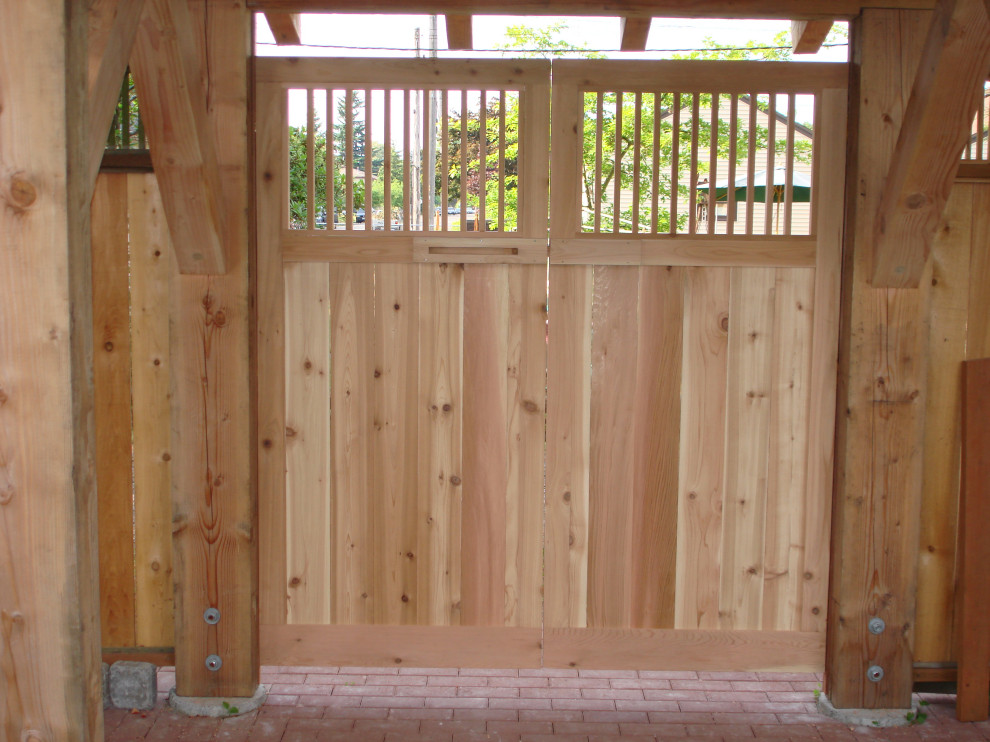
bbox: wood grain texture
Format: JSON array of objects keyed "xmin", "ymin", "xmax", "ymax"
[
  {"xmin": 0, "ymin": 2, "xmax": 101, "ymax": 737},
  {"xmin": 791, "ymin": 19, "xmax": 834, "ymax": 53},
  {"xmin": 543, "ymin": 628, "xmax": 824, "ymax": 671},
  {"xmin": 169, "ymin": 0, "xmax": 256, "ymax": 698},
  {"xmin": 329, "ymin": 264, "xmax": 375, "ymax": 625},
  {"xmin": 968, "ymin": 185, "xmax": 990, "ymax": 357},
  {"xmin": 826, "ymin": 8, "xmax": 930, "ymax": 710},
  {"xmin": 719, "ymin": 268, "xmax": 775, "ymax": 631},
  {"xmin": 630, "ymin": 267, "xmax": 683, "ymax": 629},
  {"xmin": 128, "ymin": 174, "xmax": 175, "ymax": 648},
  {"xmin": 418, "ymin": 264, "xmax": 464, "ymax": 626},
  {"xmin": 284, "ymin": 263, "xmax": 332, "ymax": 623},
  {"xmin": 675, "ymin": 268, "xmax": 730, "ymax": 630},
  {"xmin": 955, "ymin": 358, "xmax": 990, "ymax": 721},
  {"xmin": 545, "ymin": 266, "xmax": 593, "ymax": 629},
  {"xmin": 444, "ymin": 14, "xmax": 473, "ymax": 49},
  {"xmin": 915, "ymin": 184, "xmax": 971, "ymax": 663},
  {"xmin": 619, "ymin": 16, "xmax": 652, "ymax": 50},
  {"xmin": 92, "ymin": 173, "xmax": 137, "ymax": 648},
  {"xmin": 256, "ymin": 82, "xmax": 288, "ymax": 626},
  {"xmin": 587, "ymin": 267, "xmax": 639, "ymax": 628},
  {"xmin": 371, "ymin": 265, "xmax": 421, "ymax": 625},
  {"xmin": 262, "ymin": 625, "xmax": 542, "ymax": 668},
  {"xmin": 264, "ymin": 12, "xmax": 301, "ymax": 44},
  {"xmin": 550, "ymin": 237, "xmax": 816, "ymax": 267}
]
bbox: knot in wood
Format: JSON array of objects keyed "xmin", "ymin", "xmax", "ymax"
[
  {"xmin": 162, "ymin": 452, "xmax": 171, "ymax": 462},
  {"xmin": 905, "ymin": 192, "xmax": 928, "ymax": 210},
  {"xmin": 449, "ymin": 475, "xmax": 461, "ymax": 486},
  {"xmin": 289, "ymin": 576, "xmax": 301, "ymax": 587},
  {"xmin": 104, "ymin": 341, "xmax": 114, "ymax": 352},
  {"xmin": 213, "ymin": 310, "xmax": 227, "ymax": 328},
  {"xmin": 9, "ymin": 177, "xmax": 37, "ymax": 208},
  {"xmin": 0, "ymin": 387, "xmax": 7, "ymax": 406},
  {"xmin": 401, "ymin": 594, "xmax": 410, "ymax": 602},
  {"xmin": 442, "ymin": 403, "xmax": 452, "ymax": 412},
  {"xmin": 718, "ymin": 313, "xmax": 729, "ymax": 332},
  {"xmin": 522, "ymin": 399, "xmax": 540, "ymax": 414},
  {"xmin": 562, "ymin": 491, "xmax": 571, "ymax": 502}
]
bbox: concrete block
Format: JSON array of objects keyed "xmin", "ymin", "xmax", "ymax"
[
  {"xmin": 109, "ymin": 661, "xmax": 158, "ymax": 710},
  {"xmin": 102, "ymin": 663, "xmax": 110, "ymax": 709}
]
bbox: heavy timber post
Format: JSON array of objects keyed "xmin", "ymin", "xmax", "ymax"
[
  {"xmin": 0, "ymin": 2, "xmax": 102, "ymax": 740},
  {"xmin": 826, "ymin": 8, "xmax": 930, "ymax": 709},
  {"xmin": 170, "ymin": 0, "xmax": 258, "ymax": 697}
]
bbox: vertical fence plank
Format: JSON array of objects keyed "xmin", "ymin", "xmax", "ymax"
[
  {"xmin": 956, "ymin": 358, "xmax": 990, "ymax": 721},
  {"xmin": 92, "ymin": 172, "xmax": 136, "ymax": 648},
  {"xmin": 129, "ymin": 174, "xmax": 175, "ymax": 647},
  {"xmin": 587, "ymin": 266, "xmax": 638, "ymax": 628},
  {"xmin": 461, "ymin": 265, "xmax": 509, "ymax": 626},
  {"xmin": 675, "ymin": 267, "xmax": 730, "ymax": 629},
  {"xmin": 546, "ymin": 266, "xmax": 593, "ymax": 629},
  {"xmin": 630, "ymin": 267, "xmax": 683, "ymax": 629},
  {"xmin": 418, "ymin": 263, "xmax": 464, "ymax": 626},
  {"xmin": 284, "ymin": 263, "xmax": 332, "ymax": 624},
  {"xmin": 372, "ymin": 264, "xmax": 420, "ymax": 624}
]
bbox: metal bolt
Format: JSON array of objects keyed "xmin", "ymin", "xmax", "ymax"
[
  {"xmin": 204, "ymin": 607, "xmax": 221, "ymax": 625},
  {"xmin": 866, "ymin": 665, "xmax": 884, "ymax": 682},
  {"xmin": 868, "ymin": 617, "xmax": 885, "ymax": 635},
  {"xmin": 205, "ymin": 654, "xmax": 223, "ymax": 672}
]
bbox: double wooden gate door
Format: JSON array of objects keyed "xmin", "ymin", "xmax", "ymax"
[{"xmin": 255, "ymin": 57, "xmax": 848, "ymax": 671}]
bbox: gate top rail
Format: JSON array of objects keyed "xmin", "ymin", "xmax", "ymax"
[
  {"xmin": 551, "ymin": 59, "xmax": 848, "ymax": 94},
  {"xmin": 256, "ymin": 57, "xmax": 550, "ymax": 88}
]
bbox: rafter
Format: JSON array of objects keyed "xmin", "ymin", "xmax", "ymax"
[
  {"xmin": 872, "ymin": 0, "xmax": 990, "ymax": 287},
  {"xmin": 445, "ymin": 14, "xmax": 473, "ymax": 50},
  {"xmin": 130, "ymin": 0, "xmax": 226, "ymax": 274},
  {"xmin": 248, "ymin": 0, "xmax": 935, "ymax": 20},
  {"xmin": 86, "ymin": 0, "xmax": 145, "ymax": 190},
  {"xmin": 265, "ymin": 12, "xmax": 302, "ymax": 44},
  {"xmin": 620, "ymin": 16, "xmax": 651, "ymax": 51},
  {"xmin": 790, "ymin": 19, "xmax": 833, "ymax": 53}
]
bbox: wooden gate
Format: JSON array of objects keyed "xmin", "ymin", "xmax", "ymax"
[{"xmin": 254, "ymin": 57, "xmax": 847, "ymax": 670}]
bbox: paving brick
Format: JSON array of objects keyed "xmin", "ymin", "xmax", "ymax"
[
  {"xmin": 516, "ymin": 735, "xmax": 594, "ymax": 742},
  {"xmin": 460, "ymin": 668, "xmax": 520, "ymax": 677},
  {"xmin": 755, "ymin": 672, "xmax": 820, "ymax": 682},
  {"xmin": 578, "ymin": 669, "xmax": 639, "ymax": 679},
  {"xmin": 492, "ymin": 698, "xmax": 554, "ymax": 711},
  {"xmin": 581, "ymin": 710, "xmax": 649, "ymax": 723},
  {"xmin": 366, "ymin": 674, "xmax": 430, "ymax": 686},
  {"xmin": 766, "ymin": 690, "xmax": 815, "ymax": 702},
  {"xmin": 647, "ymin": 711, "xmax": 716, "ymax": 724},
  {"xmin": 751, "ymin": 723, "xmax": 822, "ymax": 737},
  {"xmin": 550, "ymin": 677, "xmax": 612, "ymax": 689},
  {"xmin": 683, "ymin": 722, "xmax": 754, "ymax": 737},
  {"xmin": 279, "ymin": 665, "xmax": 338, "ymax": 674},
  {"xmin": 678, "ymin": 700, "xmax": 744, "ymax": 713},
  {"xmin": 401, "ymin": 667, "xmax": 460, "ymax": 676},
  {"xmin": 740, "ymin": 701, "xmax": 816, "ymax": 714},
  {"xmin": 705, "ymin": 690, "xmax": 770, "ymax": 703},
  {"xmin": 296, "ymin": 694, "xmax": 363, "ymax": 707},
  {"xmin": 550, "ymin": 698, "xmax": 616, "ymax": 711},
  {"xmin": 426, "ymin": 696, "xmax": 490, "ymax": 709},
  {"xmin": 326, "ymin": 707, "xmax": 390, "ymax": 720},
  {"xmin": 643, "ymin": 689, "xmax": 708, "ymax": 702},
  {"xmin": 587, "ymin": 736, "xmax": 657, "ymax": 742},
  {"xmin": 487, "ymin": 720, "xmax": 555, "ymax": 735},
  {"xmin": 429, "ymin": 675, "xmax": 489, "ymax": 687},
  {"xmin": 353, "ymin": 718, "xmax": 421, "ymax": 735},
  {"xmin": 389, "ymin": 707, "xmax": 455, "ymax": 720},
  {"xmin": 699, "ymin": 671, "xmax": 761, "ymax": 681},
  {"xmin": 420, "ymin": 719, "xmax": 489, "ymax": 736},
  {"xmin": 453, "ymin": 708, "xmax": 519, "ymax": 721},
  {"xmin": 639, "ymin": 670, "xmax": 699, "ymax": 680},
  {"xmin": 361, "ymin": 695, "xmax": 427, "ymax": 708},
  {"xmin": 490, "ymin": 676, "xmax": 550, "ymax": 688},
  {"xmin": 670, "ymin": 679, "xmax": 734, "ymax": 692},
  {"xmin": 609, "ymin": 678, "xmax": 671, "ymax": 690},
  {"xmin": 615, "ymin": 699, "xmax": 680, "ymax": 712},
  {"xmin": 522, "ymin": 687, "xmax": 583, "ymax": 699},
  {"xmin": 456, "ymin": 685, "xmax": 521, "ymax": 698},
  {"xmin": 580, "ymin": 688, "xmax": 644, "ymax": 701},
  {"xmin": 730, "ymin": 681, "xmax": 795, "ymax": 692},
  {"xmin": 341, "ymin": 666, "xmax": 402, "ymax": 675},
  {"xmin": 552, "ymin": 721, "xmax": 621, "ymax": 735},
  {"xmin": 519, "ymin": 710, "xmax": 584, "ymax": 723},
  {"xmin": 519, "ymin": 668, "xmax": 580, "ymax": 678},
  {"xmin": 712, "ymin": 712, "xmax": 778, "ymax": 724},
  {"xmin": 336, "ymin": 685, "xmax": 397, "ymax": 696},
  {"xmin": 397, "ymin": 684, "xmax": 458, "ymax": 698},
  {"xmin": 619, "ymin": 721, "xmax": 689, "ymax": 737}
]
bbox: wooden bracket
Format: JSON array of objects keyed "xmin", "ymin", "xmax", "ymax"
[
  {"xmin": 445, "ymin": 14, "xmax": 473, "ymax": 50},
  {"xmin": 265, "ymin": 12, "xmax": 302, "ymax": 45},
  {"xmin": 620, "ymin": 17, "xmax": 652, "ymax": 51},
  {"xmin": 790, "ymin": 19, "xmax": 833, "ymax": 53}
]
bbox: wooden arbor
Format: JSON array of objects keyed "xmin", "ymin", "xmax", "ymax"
[{"xmin": 3, "ymin": 0, "xmax": 990, "ymax": 738}]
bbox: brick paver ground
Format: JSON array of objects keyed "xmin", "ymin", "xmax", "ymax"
[{"xmin": 103, "ymin": 667, "xmax": 990, "ymax": 741}]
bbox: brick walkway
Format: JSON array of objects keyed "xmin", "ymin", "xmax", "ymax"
[{"xmin": 103, "ymin": 667, "xmax": 990, "ymax": 741}]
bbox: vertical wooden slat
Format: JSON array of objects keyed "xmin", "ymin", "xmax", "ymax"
[
  {"xmin": 956, "ymin": 358, "xmax": 990, "ymax": 721},
  {"xmin": 587, "ymin": 266, "xmax": 638, "ymax": 627},
  {"xmin": 418, "ymin": 263, "xmax": 464, "ymax": 626},
  {"xmin": 784, "ymin": 93, "xmax": 796, "ymax": 235},
  {"xmin": 765, "ymin": 93, "xmax": 777, "ymax": 235},
  {"xmin": 345, "ymin": 88, "xmax": 354, "ymax": 230},
  {"xmin": 306, "ymin": 88, "xmax": 315, "ymax": 230},
  {"xmin": 708, "ymin": 93, "xmax": 719, "ymax": 235},
  {"xmin": 546, "ymin": 266, "xmax": 593, "ymax": 628},
  {"xmin": 441, "ymin": 90, "xmax": 449, "ymax": 231},
  {"xmin": 365, "ymin": 89, "xmax": 373, "ymax": 235},
  {"xmin": 499, "ymin": 90, "xmax": 506, "ymax": 231},
  {"xmin": 801, "ymin": 87, "xmax": 846, "ymax": 633},
  {"xmin": 632, "ymin": 92, "xmax": 642, "ymax": 234},
  {"xmin": 129, "ymin": 174, "xmax": 175, "ymax": 647},
  {"xmin": 728, "ymin": 94, "xmax": 738, "ymax": 236},
  {"xmin": 689, "ymin": 94, "xmax": 700, "ymax": 235},
  {"xmin": 479, "ymin": 92, "xmax": 487, "ymax": 231},
  {"xmin": 372, "ymin": 264, "xmax": 420, "ymax": 625},
  {"xmin": 284, "ymin": 263, "xmax": 332, "ymax": 624},
  {"xmin": 92, "ymin": 172, "xmax": 136, "ymax": 648},
  {"xmin": 404, "ymin": 90, "xmax": 412, "ymax": 231},
  {"xmin": 671, "ymin": 94, "xmax": 680, "ymax": 234},
  {"xmin": 460, "ymin": 89, "xmax": 468, "ymax": 231},
  {"xmin": 461, "ymin": 265, "xmax": 509, "ymax": 626},
  {"xmin": 329, "ymin": 264, "xmax": 374, "ymax": 624},
  {"xmin": 762, "ymin": 268, "xmax": 815, "ymax": 631},
  {"xmin": 424, "ymin": 89, "xmax": 432, "ymax": 232},
  {"xmin": 384, "ymin": 90, "xmax": 392, "ymax": 232},
  {"xmin": 505, "ymin": 265, "xmax": 547, "ymax": 628},
  {"xmin": 549, "ymin": 82, "xmax": 581, "ymax": 241},
  {"xmin": 612, "ymin": 93, "xmax": 623, "ymax": 234},
  {"xmin": 675, "ymin": 267, "xmax": 730, "ymax": 629},
  {"xmin": 327, "ymin": 89, "xmax": 335, "ymax": 228},
  {"xmin": 595, "ymin": 92, "xmax": 604, "ymax": 232},
  {"xmin": 257, "ymin": 82, "xmax": 288, "ymax": 625},
  {"xmin": 651, "ymin": 92, "xmax": 661, "ymax": 233},
  {"xmin": 746, "ymin": 92, "xmax": 757, "ymax": 234},
  {"xmin": 719, "ymin": 267, "xmax": 775, "ymax": 630},
  {"xmin": 630, "ymin": 267, "xmax": 683, "ymax": 629},
  {"xmin": 518, "ymin": 76, "xmax": 550, "ymax": 238}
]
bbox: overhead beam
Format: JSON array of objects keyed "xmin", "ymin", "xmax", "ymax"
[
  {"xmin": 264, "ymin": 11, "xmax": 302, "ymax": 44},
  {"xmin": 872, "ymin": 0, "xmax": 990, "ymax": 288},
  {"xmin": 248, "ymin": 0, "xmax": 935, "ymax": 20},
  {"xmin": 130, "ymin": 0, "xmax": 226, "ymax": 275},
  {"xmin": 620, "ymin": 16, "xmax": 651, "ymax": 51},
  {"xmin": 86, "ymin": 0, "xmax": 146, "ymax": 190},
  {"xmin": 445, "ymin": 14, "xmax": 473, "ymax": 50},
  {"xmin": 790, "ymin": 19, "xmax": 833, "ymax": 53}
]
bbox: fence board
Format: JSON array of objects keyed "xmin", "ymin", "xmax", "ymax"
[
  {"xmin": 284, "ymin": 263, "xmax": 332, "ymax": 623},
  {"xmin": 128, "ymin": 175, "xmax": 175, "ymax": 647},
  {"xmin": 92, "ymin": 172, "xmax": 136, "ymax": 647}
]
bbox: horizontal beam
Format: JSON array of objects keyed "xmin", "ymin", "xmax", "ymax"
[
  {"xmin": 130, "ymin": 0, "xmax": 227, "ymax": 274},
  {"xmin": 871, "ymin": 0, "xmax": 990, "ymax": 287},
  {"xmin": 620, "ymin": 16, "xmax": 652, "ymax": 51},
  {"xmin": 791, "ymin": 19, "xmax": 834, "ymax": 53},
  {"xmin": 264, "ymin": 11, "xmax": 302, "ymax": 44},
  {"xmin": 445, "ymin": 13, "xmax": 472, "ymax": 50},
  {"xmin": 248, "ymin": 0, "xmax": 935, "ymax": 19}
]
